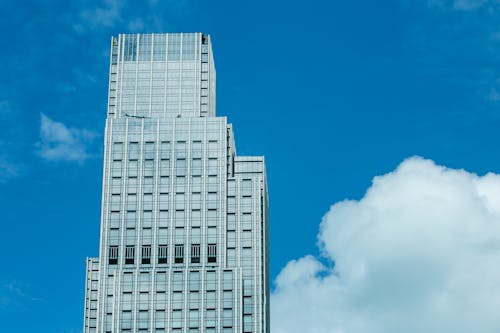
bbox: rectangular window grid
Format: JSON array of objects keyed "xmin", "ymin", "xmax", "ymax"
[
  {"xmin": 191, "ymin": 244, "xmax": 200, "ymax": 263},
  {"xmin": 207, "ymin": 244, "xmax": 216, "ymax": 263},
  {"xmin": 175, "ymin": 244, "xmax": 184, "ymax": 263},
  {"xmin": 125, "ymin": 246, "xmax": 135, "ymax": 265},
  {"xmin": 158, "ymin": 245, "xmax": 168, "ymax": 264},
  {"xmin": 142, "ymin": 245, "xmax": 151, "ymax": 264},
  {"xmin": 109, "ymin": 246, "xmax": 118, "ymax": 265}
]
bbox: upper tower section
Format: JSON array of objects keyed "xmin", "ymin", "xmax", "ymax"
[{"xmin": 107, "ymin": 33, "xmax": 216, "ymax": 119}]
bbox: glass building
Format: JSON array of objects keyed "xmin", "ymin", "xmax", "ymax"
[{"xmin": 82, "ymin": 33, "xmax": 270, "ymax": 333}]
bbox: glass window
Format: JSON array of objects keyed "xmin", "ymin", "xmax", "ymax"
[
  {"xmin": 153, "ymin": 34, "xmax": 166, "ymax": 61},
  {"xmin": 191, "ymin": 244, "xmax": 200, "ymax": 263},
  {"xmin": 206, "ymin": 271, "xmax": 216, "ymax": 292},
  {"xmin": 113, "ymin": 142, "xmax": 124, "ymax": 160},
  {"xmin": 176, "ymin": 159, "xmax": 186, "ymax": 176},
  {"xmin": 223, "ymin": 271, "xmax": 233, "ymax": 291},
  {"xmin": 142, "ymin": 245, "xmax": 151, "ymax": 264},
  {"xmin": 172, "ymin": 271, "xmax": 184, "ymax": 292},
  {"xmin": 128, "ymin": 142, "xmax": 139, "ymax": 160},
  {"xmin": 208, "ymin": 158, "xmax": 217, "ymax": 175},
  {"xmin": 158, "ymin": 245, "xmax": 168, "ymax": 264},
  {"xmin": 124, "ymin": 35, "xmax": 137, "ymax": 61},
  {"xmin": 109, "ymin": 246, "xmax": 118, "ymax": 265},
  {"xmin": 223, "ymin": 290, "xmax": 233, "ymax": 309},
  {"xmin": 189, "ymin": 271, "xmax": 200, "ymax": 291},
  {"xmin": 138, "ymin": 34, "xmax": 152, "ymax": 61},
  {"xmin": 125, "ymin": 246, "xmax": 135, "ymax": 264},
  {"xmin": 174, "ymin": 244, "xmax": 184, "ymax": 263},
  {"xmin": 207, "ymin": 244, "xmax": 216, "ymax": 263}
]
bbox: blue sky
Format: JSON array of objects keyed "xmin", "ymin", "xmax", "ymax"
[{"xmin": 1, "ymin": 0, "xmax": 500, "ymax": 332}]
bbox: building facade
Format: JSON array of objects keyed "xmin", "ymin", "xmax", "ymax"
[{"xmin": 83, "ymin": 33, "xmax": 270, "ymax": 333}]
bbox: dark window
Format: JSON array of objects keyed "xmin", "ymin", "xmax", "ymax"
[
  {"xmin": 207, "ymin": 244, "xmax": 217, "ymax": 263},
  {"xmin": 175, "ymin": 244, "xmax": 184, "ymax": 263},
  {"xmin": 142, "ymin": 245, "xmax": 151, "ymax": 264},
  {"xmin": 125, "ymin": 246, "xmax": 135, "ymax": 264},
  {"xmin": 191, "ymin": 244, "xmax": 200, "ymax": 263},
  {"xmin": 158, "ymin": 245, "xmax": 168, "ymax": 264},
  {"xmin": 109, "ymin": 246, "xmax": 118, "ymax": 265}
]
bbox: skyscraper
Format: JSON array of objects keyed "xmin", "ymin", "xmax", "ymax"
[{"xmin": 83, "ymin": 33, "xmax": 270, "ymax": 333}]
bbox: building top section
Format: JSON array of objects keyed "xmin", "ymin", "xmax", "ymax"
[
  {"xmin": 113, "ymin": 33, "xmax": 208, "ymax": 62},
  {"xmin": 107, "ymin": 33, "xmax": 216, "ymax": 119}
]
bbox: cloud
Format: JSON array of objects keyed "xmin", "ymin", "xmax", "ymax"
[
  {"xmin": 488, "ymin": 87, "xmax": 500, "ymax": 101},
  {"xmin": 0, "ymin": 100, "xmax": 10, "ymax": 115},
  {"xmin": 35, "ymin": 113, "xmax": 97, "ymax": 163},
  {"xmin": 0, "ymin": 139, "xmax": 23, "ymax": 183},
  {"xmin": 0, "ymin": 280, "xmax": 43, "ymax": 310},
  {"xmin": 0, "ymin": 157, "xmax": 21, "ymax": 183},
  {"xmin": 272, "ymin": 157, "xmax": 500, "ymax": 333},
  {"xmin": 0, "ymin": 296, "xmax": 10, "ymax": 309},
  {"xmin": 127, "ymin": 17, "xmax": 145, "ymax": 31},
  {"xmin": 452, "ymin": 0, "xmax": 489, "ymax": 10},
  {"xmin": 72, "ymin": 0, "xmax": 190, "ymax": 33},
  {"xmin": 79, "ymin": 0, "xmax": 123, "ymax": 29},
  {"xmin": 427, "ymin": 0, "xmax": 493, "ymax": 11}
]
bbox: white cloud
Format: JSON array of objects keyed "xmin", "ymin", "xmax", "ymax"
[
  {"xmin": 272, "ymin": 157, "xmax": 500, "ymax": 333},
  {"xmin": 36, "ymin": 113, "xmax": 97, "ymax": 163},
  {"xmin": 81, "ymin": 0, "xmax": 123, "ymax": 28},
  {"xmin": 425, "ymin": 0, "xmax": 495, "ymax": 10},
  {"xmin": 73, "ymin": 0, "xmax": 124, "ymax": 32},
  {"xmin": 0, "ymin": 100, "xmax": 10, "ymax": 114},
  {"xmin": 0, "ymin": 156, "xmax": 21, "ymax": 182},
  {"xmin": 488, "ymin": 87, "xmax": 500, "ymax": 101},
  {"xmin": 0, "ymin": 280, "xmax": 43, "ymax": 310},
  {"xmin": 452, "ymin": 0, "xmax": 488, "ymax": 10},
  {"xmin": 128, "ymin": 18, "xmax": 145, "ymax": 31},
  {"xmin": 0, "ymin": 139, "xmax": 23, "ymax": 182}
]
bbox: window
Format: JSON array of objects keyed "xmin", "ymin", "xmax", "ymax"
[
  {"xmin": 160, "ymin": 141, "xmax": 171, "ymax": 160},
  {"xmin": 172, "ymin": 271, "xmax": 184, "ymax": 292},
  {"xmin": 207, "ymin": 244, "xmax": 216, "ymax": 263},
  {"xmin": 112, "ymin": 161, "xmax": 122, "ymax": 178},
  {"xmin": 223, "ymin": 271, "xmax": 233, "ymax": 291},
  {"xmin": 144, "ymin": 159, "xmax": 154, "ymax": 177},
  {"xmin": 142, "ymin": 245, "xmax": 151, "ymax": 264},
  {"xmin": 176, "ymin": 158, "xmax": 186, "ymax": 176},
  {"xmin": 111, "ymin": 194, "xmax": 121, "ymax": 212},
  {"xmin": 109, "ymin": 246, "xmax": 118, "ymax": 265},
  {"xmin": 141, "ymin": 193, "xmax": 152, "ymax": 210},
  {"xmin": 192, "ymin": 141, "xmax": 202, "ymax": 158},
  {"xmin": 125, "ymin": 246, "xmax": 135, "ymax": 264},
  {"xmin": 158, "ymin": 245, "xmax": 168, "ymax": 264},
  {"xmin": 208, "ymin": 140, "xmax": 218, "ymax": 156},
  {"xmin": 189, "ymin": 271, "xmax": 200, "ymax": 291},
  {"xmin": 189, "ymin": 309, "xmax": 200, "ymax": 328},
  {"xmin": 207, "ymin": 192, "xmax": 217, "ymax": 210},
  {"xmin": 242, "ymin": 213, "xmax": 252, "ymax": 230},
  {"xmin": 127, "ymin": 177, "xmax": 137, "ymax": 194},
  {"xmin": 207, "ymin": 209, "xmax": 217, "ymax": 226},
  {"xmin": 192, "ymin": 158, "xmax": 202, "ymax": 176},
  {"xmin": 175, "ymin": 244, "xmax": 184, "ymax": 263},
  {"xmin": 175, "ymin": 210, "xmax": 185, "ymax": 227},
  {"xmin": 128, "ymin": 142, "xmax": 139, "ymax": 160},
  {"xmin": 241, "ymin": 179, "xmax": 252, "ymax": 196},
  {"xmin": 143, "ymin": 177, "xmax": 154, "ymax": 194},
  {"xmin": 172, "ymin": 309, "xmax": 183, "ymax": 328},
  {"xmin": 144, "ymin": 141, "xmax": 155, "ymax": 159},
  {"xmin": 191, "ymin": 244, "xmax": 200, "ymax": 263},
  {"xmin": 208, "ymin": 158, "xmax": 218, "ymax": 176},
  {"xmin": 205, "ymin": 271, "xmax": 216, "ymax": 291}
]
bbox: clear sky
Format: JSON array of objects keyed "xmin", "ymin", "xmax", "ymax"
[{"xmin": 1, "ymin": 1, "xmax": 500, "ymax": 332}]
